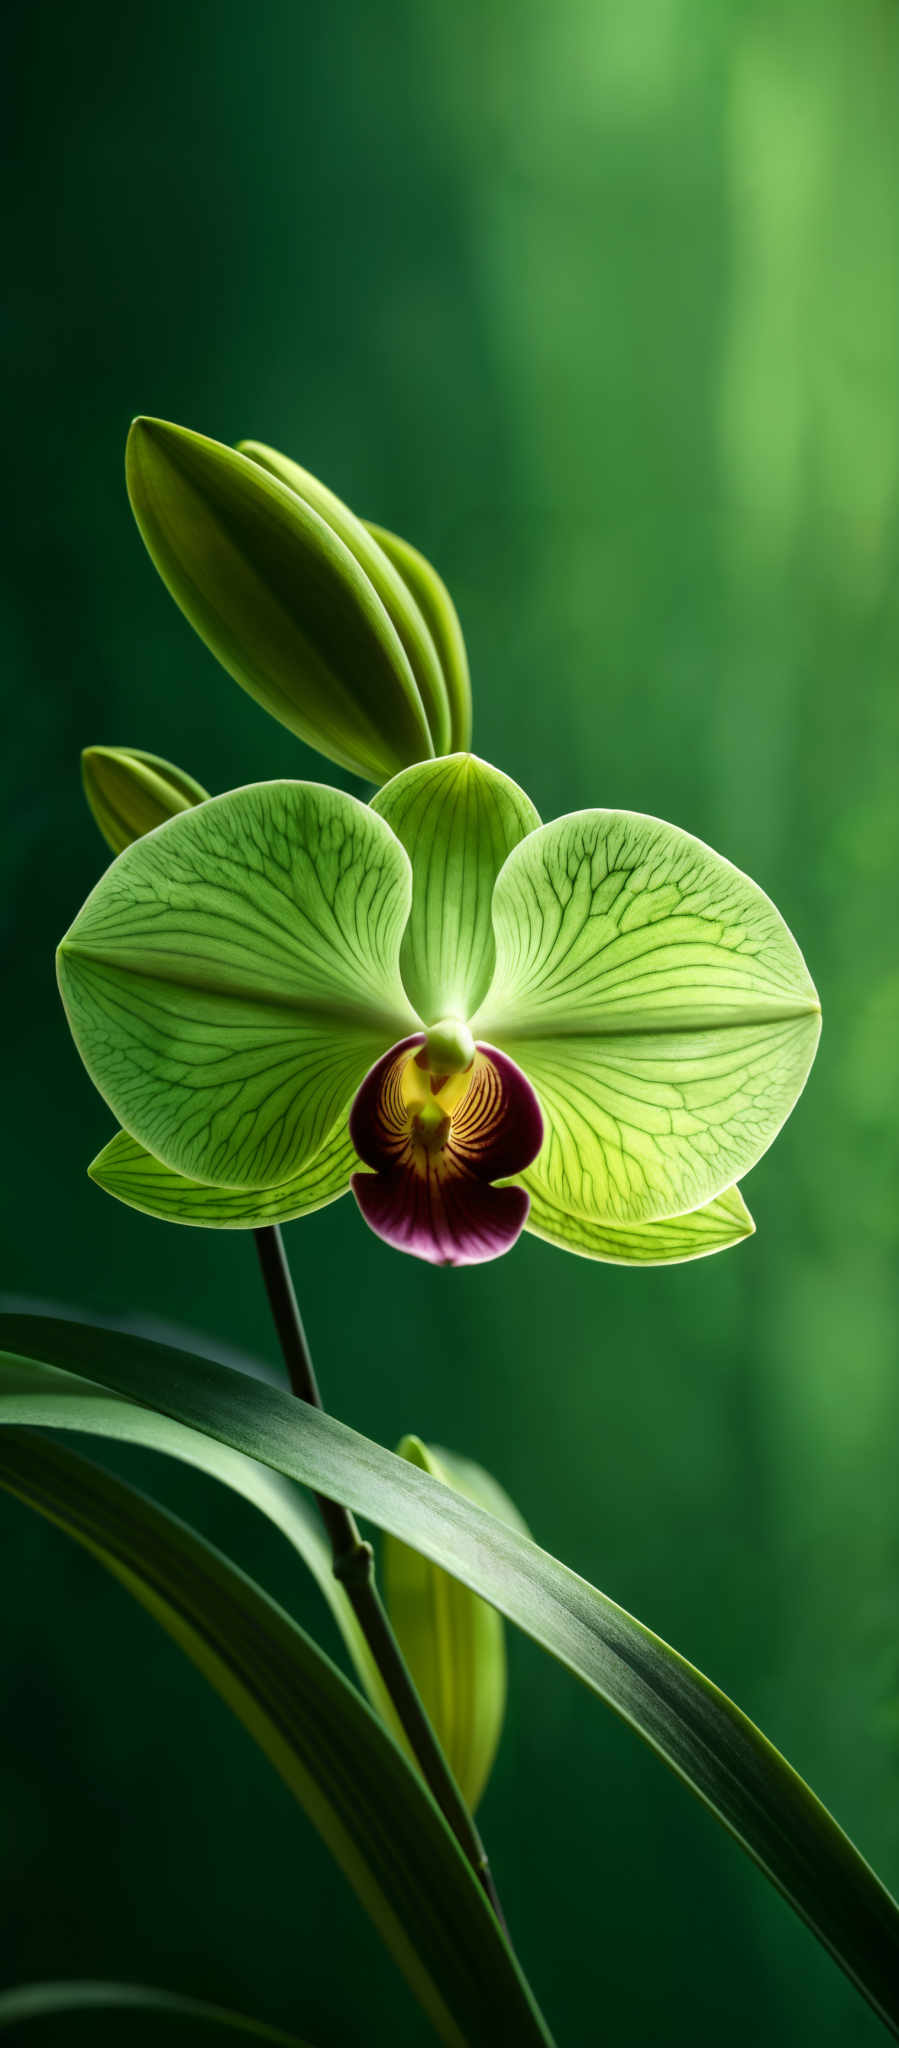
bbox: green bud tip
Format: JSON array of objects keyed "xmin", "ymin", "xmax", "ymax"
[{"xmin": 81, "ymin": 745, "xmax": 209, "ymax": 855}]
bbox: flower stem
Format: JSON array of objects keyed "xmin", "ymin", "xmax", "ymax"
[{"xmin": 253, "ymin": 1223, "xmax": 507, "ymax": 1927}]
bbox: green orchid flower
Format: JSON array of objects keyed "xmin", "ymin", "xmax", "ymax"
[{"xmin": 59, "ymin": 753, "xmax": 821, "ymax": 1269}]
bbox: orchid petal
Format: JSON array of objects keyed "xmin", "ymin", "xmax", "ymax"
[
  {"xmin": 350, "ymin": 1036, "xmax": 543, "ymax": 1267},
  {"xmin": 473, "ymin": 810, "xmax": 820, "ymax": 1225},
  {"xmin": 353, "ymin": 1170, "xmax": 530, "ymax": 1268},
  {"xmin": 89, "ymin": 1120, "xmax": 357, "ymax": 1228},
  {"xmin": 58, "ymin": 782, "xmax": 418, "ymax": 1191},
  {"xmin": 372, "ymin": 755, "xmax": 540, "ymax": 1024},
  {"xmin": 524, "ymin": 1179, "xmax": 755, "ymax": 1264}
]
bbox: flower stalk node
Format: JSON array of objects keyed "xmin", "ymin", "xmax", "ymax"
[{"xmin": 332, "ymin": 1539, "xmax": 376, "ymax": 1589}]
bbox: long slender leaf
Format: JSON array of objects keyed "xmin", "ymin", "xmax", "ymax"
[
  {"xmin": 0, "ymin": 1356, "xmax": 400, "ymax": 1739},
  {"xmin": 0, "ymin": 1427, "xmax": 554, "ymax": 2048},
  {"xmin": 0, "ymin": 1981, "xmax": 307, "ymax": 2041},
  {"xmin": 2, "ymin": 1314, "xmax": 898, "ymax": 2037}
]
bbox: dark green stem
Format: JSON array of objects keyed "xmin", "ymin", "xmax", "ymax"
[{"xmin": 253, "ymin": 1223, "xmax": 506, "ymax": 1927}]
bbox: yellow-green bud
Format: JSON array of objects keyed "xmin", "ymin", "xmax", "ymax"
[
  {"xmin": 81, "ymin": 746, "xmax": 208, "ymax": 855},
  {"xmin": 126, "ymin": 417, "xmax": 440, "ymax": 786},
  {"xmin": 383, "ymin": 1437, "xmax": 527, "ymax": 1813}
]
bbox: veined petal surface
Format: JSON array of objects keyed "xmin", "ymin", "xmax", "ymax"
[
  {"xmin": 58, "ymin": 782, "xmax": 418, "ymax": 1190},
  {"xmin": 366, "ymin": 522, "xmax": 472, "ymax": 753},
  {"xmin": 240, "ymin": 441, "xmax": 452, "ymax": 756},
  {"xmin": 372, "ymin": 756, "xmax": 540, "ymax": 1024},
  {"xmin": 473, "ymin": 810, "xmax": 820, "ymax": 1224},
  {"xmin": 89, "ymin": 1121, "xmax": 357, "ymax": 1228},
  {"xmin": 524, "ymin": 1179, "xmax": 755, "ymax": 1264}
]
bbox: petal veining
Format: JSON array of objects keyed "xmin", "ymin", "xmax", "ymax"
[
  {"xmin": 473, "ymin": 809, "xmax": 820, "ymax": 1225},
  {"xmin": 57, "ymin": 781, "xmax": 418, "ymax": 1190},
  {"xmin": 349, "ymin": 1036, "xmax": 543, "ymax": 1267}
]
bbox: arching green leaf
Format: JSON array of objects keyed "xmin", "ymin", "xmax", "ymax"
[
  {"xmin": 384, "ymin": 1438, "xmax": 526, "ymax": 1813},
  {"xmin": 473, "ymin": 811, "xmax": 821, "ymax": 1225},
  {"xmin": 0, "ymin": 1431, "xmax": 554, "ymax": 2048},
  {"xmin": 88, "ymin": 1121, "xmax": 356, "ymax": 1229},
  {"xmin": 126, "ymin": 419, "xmax": 433, "ymax": 784},
  {"xmin": 3, "ymin": 1317, "xmax": 893, "ymax": 2039},
  {"xmin": 366, "ymin": 522, "xmax": 472, "ymax": 753},
  {"xmin": 0, "ymin": 1353, "xmax": 401, "ymax": 1744},
  {"xmin": 239, "ymin": 442, "xmax": 451, "ymax": 757},
  {"xmin": 57, "ymin": 782, "xmax": 418, "ymax": 1190},
  {"xmin": 372, "ymin": 756, "xmax": 540, "ymax": 1024},
  {"xmin": 0, "ymin": 1980, "xmax": 308, "ymax": 2041},
  {"xmin": 81, "ymin": 747, "xmax": 209, "ymax": 856},
  {"xmin": 523, "ymin": 1181, "xmax": 755, "ymax": 1264}
]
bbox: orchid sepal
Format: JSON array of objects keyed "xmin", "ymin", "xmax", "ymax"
[
  {"xmin": 371, "ymin": 753, "xmax": 541, "ymax": 1025},
  {"xmin": 523, "ymin": 1178, "xmax": 755, "ymax": 1264},
  {"xmin": 89, "ymin": 1121, "xmax": 356, "ymax": 1228}
]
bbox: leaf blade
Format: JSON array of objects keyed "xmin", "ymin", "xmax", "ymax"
[
  {"xmin": 0, "ymin": 1352, "xmax": 397, "ymax": 1733},
  {"xmin": 0, "ymin": 1980, "xmax": 308, "ymax": 2042},
  {"xmin": 0, "ymin": 1315, "xmax": 896, "ymax": 2037},
  {"xmin": 0, "ymin": 1429, "xmax": 554, "ymax": 2048}
]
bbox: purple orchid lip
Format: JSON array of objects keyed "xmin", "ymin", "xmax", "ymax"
[{"xmin": 349, "ymin": 1034, "xmax": 544, "ymax": 1268}]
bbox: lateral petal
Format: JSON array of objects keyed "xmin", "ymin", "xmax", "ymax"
[
  {"xmin": 473, "ymin": 809, "xmax": 820, "ymax": 1225},
  {"xmin": 58, "ymin": 782, "xmax": 418, "ymax": 1190}
]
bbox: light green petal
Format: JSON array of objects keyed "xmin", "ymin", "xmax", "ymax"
[
  {"xmin": 89, "ymin": 1119, "xmax": 357, "ymax": 1228},
  {"xmin": 366, "ymin": 522, "xmax": 472, "ymax": 754},
  {"xmin": 384, "ymin": 1438, "xmax": 527, "ymax": 1814},
  {"xmin": 524, "ymin": 1179, "xmax": 755, "ymax": 1264},
  {"xmin": 473, "ymin": 810, "xmax": 821, "ymax": 1224},
  {"xmin": 58, "ymin": 781, "xmax": 418, "ymax": 1191},
  {"xmin": 372, "ymin": 755, "xmax": 540, "ymax": 1023},
  {"xmin": 126, "ymin": 419, "xmax": 433, "ymax": 784},
  {"xmin": 240, "ymin": 441, "xmax": 452, "ymax": 757}
]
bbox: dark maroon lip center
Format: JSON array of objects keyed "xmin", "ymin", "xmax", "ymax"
[{"xmin": 348, "ymin": 1033, "xmax": 544, "ymax": 1267}]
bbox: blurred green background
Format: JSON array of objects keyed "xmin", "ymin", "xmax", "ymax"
[{"xmin": 3, "ymin": 2, "xmax": 898, "ymax": 2041}]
